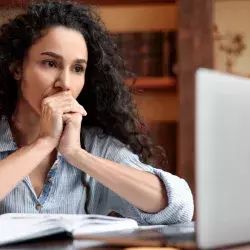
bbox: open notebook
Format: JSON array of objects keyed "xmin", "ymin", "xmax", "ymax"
[{"xmin": 0, "ymin": 213, "xmax": 138, "ymax": 246}]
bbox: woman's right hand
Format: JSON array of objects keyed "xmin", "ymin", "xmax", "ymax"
[{"xmin": 38, "ymin": 91, "xmax": 86, "ymax": 148}]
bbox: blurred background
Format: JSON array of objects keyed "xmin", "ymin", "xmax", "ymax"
[{"xmin": 0, "ymin": 0, "xmax": 248, "ymax": 198}]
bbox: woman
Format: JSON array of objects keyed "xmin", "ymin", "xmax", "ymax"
[{"xmin": 0, "ymin": 1, "xmax": 193, "ymax": 224}]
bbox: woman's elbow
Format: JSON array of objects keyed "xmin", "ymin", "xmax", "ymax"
[{"xmin": 175, "ymin": 187, "xmax": 194, "ymax": 223}]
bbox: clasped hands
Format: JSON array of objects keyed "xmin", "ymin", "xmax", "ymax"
[{"xmin": 39, "ymin": 91, "xmax": 87, "ymax": 158}]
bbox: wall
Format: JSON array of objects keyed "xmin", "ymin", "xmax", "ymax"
[{"xmin": 214, "ymin": 0, "xmax": 250, "ymax": 75}]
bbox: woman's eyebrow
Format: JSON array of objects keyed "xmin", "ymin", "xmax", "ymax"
[{"xmin": 41, "ymin": 51, "xmax": 87, "ymax": 64}]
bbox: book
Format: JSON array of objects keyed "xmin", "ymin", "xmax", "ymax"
[
  {"xmin": 165, "ymin": 31, "xmax": 177, "ymax": 78},
  {"xmin": 0, "ymin": 213, "xmax": 138, "ymax": 246},
  {"xmin": 0, "ymin": 213, "xmax": 195, "ymax": 248},
  {"xmin": 110, "ymin": 31, "xmax": 177, "ymax": 78}
]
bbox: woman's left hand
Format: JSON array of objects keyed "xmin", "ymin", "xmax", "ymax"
[{"xmin": 57, "ymin": 108, "xmax": 87, "ymax": 159}]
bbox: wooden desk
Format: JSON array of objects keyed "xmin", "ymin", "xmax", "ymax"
[
  {"xmin": 2, "ymin": 223, "xmax": 250, "ymax": 250},
  {"xmin": 3, "ymin": 238, "xmax": 250, "ymax": 250},
  {"xmin": 1, "ymin": 240, "xmax": 74, "ymax": 250},
  {"xmin": 0, "ymin": 239, "xmax": 193, "ymax": 250},
  {"xmin": 0, "ymin": 234, "xmax": 197, "ymax": 250}
]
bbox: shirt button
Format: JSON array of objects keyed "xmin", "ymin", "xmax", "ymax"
[
  {"xmin": 47, "ymin": 177, "xmax": 53, "ymax": 183},
  {"xmin": 36, "ymin": 204, "xmax": 41, "ymax": 210}
]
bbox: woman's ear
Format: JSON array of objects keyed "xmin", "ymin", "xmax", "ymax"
[{"xmin": 9, "ymin": 61, "xmax": 22, "ymax": 81}]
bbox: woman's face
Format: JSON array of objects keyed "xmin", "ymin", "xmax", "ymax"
[{"xmin": 15, "ymin": 26, "xmax": 88, "ymax": 115}]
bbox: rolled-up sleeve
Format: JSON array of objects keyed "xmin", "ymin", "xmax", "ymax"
[
  {"xmin": 99, "ymin": 141, "xmax": 194, "ymax": 225},
  {"xmin": 136, "ymin": 168, "xmax": 194, "ymax": 224}
]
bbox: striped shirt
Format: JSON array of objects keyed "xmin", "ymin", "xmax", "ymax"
[{"xmin": 0, "ymin": 117, "xmax": 194, "ymax": 225}]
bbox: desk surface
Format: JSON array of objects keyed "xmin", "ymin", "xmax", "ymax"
[
  {"xmin": 0, "ymin": 222, "xmax": 196, "ymax": 250},
  {"xmin": 3, "ymin": 240, "xmax": 250, "ymax": 250},
  {"xmin": 2, "ymin": 222, "xmax": 250, "ymax": 250},
  {"xmin": 3, "ymin": 237, "xmax": 250, "ymax": 250},
  {"xmin": 0, "ymin": 231, "xmax": 196, "ymax": 250},
  {"xmin": 0, "ymin": 239, "xmax": 195, "ymax": 250}
]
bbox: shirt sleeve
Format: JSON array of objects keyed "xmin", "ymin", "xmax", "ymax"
[{"xmin": 94, "ymin": 136, "xmax": 194, "ymax": 225}]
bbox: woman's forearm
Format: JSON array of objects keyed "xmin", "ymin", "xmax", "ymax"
[
  {"xmin": 67, "ymin": 148, "xmax": 168, "ymax": 214},
  {"xmin": 0, "ymin": 138, "xmax": 54, "ymax": 201}
]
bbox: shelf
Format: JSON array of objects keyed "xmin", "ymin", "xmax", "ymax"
[
  {"xmin": 0, "ymin": 0, "xmax": 176, "ymax": 8},
  {"xmin": 125, "ymin": 77, "xmax": 177, "ymax": 90}
]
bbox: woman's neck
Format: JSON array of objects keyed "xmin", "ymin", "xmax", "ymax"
[{"xmin": 11, "ymin": 98, "xmax": 40, "ymax": 147}]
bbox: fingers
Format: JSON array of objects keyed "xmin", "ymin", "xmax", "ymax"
[
  {"xmin": 70, "ymin": 99, "xmax": 87, "ymax": 116},
  {"xmin": 62, "ymin": 113, "xmax": 83, "ymax": 126},
  {"xmin": 53, "ymin": 101, "xmax": 86, "ymax": 116},
  {"xmin": 42, "ymin": 91, "xmax": 87, "ymax": 116},
  {"xmin": 62, "ymin": 113, "xmax": 71, "ymax": 122}
]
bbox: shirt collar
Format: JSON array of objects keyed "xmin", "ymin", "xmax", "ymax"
[{"xmin": 0, "ymin": 116, "xmax": 18, "ymax": 152}]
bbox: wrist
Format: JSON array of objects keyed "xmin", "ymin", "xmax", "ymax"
[
  {"xmin": 64, "ymin": 147, "xmax": 91, "ymax": 167},
  {"xmin": 63, "ymin": 147, "xmax": 82, "ymax": 164},
  {"xmin": 34, "ymin": 137, "xmax": 57, "ymax": 152}
]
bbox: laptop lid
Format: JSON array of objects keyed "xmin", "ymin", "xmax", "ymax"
[{"xmin": 195, "ymin": 68, "xmax": 250, "ymax": 248}]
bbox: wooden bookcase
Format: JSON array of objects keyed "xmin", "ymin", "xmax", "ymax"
[
  {"xmin": 0, "ymin": 0, "xmax": 176, "ymax": 7},
  {"xmin": 94, "ymin": 1, "xmax": 179, "ymax": 173},
  {"xmin": 178, "ymin": 1, "xmax": 213, "ymax": 216}
]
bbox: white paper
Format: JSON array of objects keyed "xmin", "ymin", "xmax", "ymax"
[{"xmin": 0, "ymin": 213, "xmax": 139, "ymax": 246}]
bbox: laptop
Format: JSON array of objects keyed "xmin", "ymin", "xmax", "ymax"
[{"xmin": 195, "ymin": 68, "xmax": 250, "ymax": 248}]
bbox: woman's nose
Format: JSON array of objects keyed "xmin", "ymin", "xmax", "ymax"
[{"xmin": 54, "ymin": 70, "xmax": 71, "ymax": 91}]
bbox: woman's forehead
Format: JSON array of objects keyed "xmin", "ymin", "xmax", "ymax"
[{"xmin": 28, "ymin": 26, "xmax": 88, "ymax": 60}]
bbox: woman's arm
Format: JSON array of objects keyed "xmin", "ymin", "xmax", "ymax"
[
  {"xmin": 62, "ymin": 127, "xmax": 193, "ymax": 224},
  {"xmin": 0, "ymin": 138, "xmax": 54, "ymax": 201},
  {"xmin": 0, "ymin": 91, "xmax": 87, "ymax": 201},
  {"xmin": 67, "ymin": 148, "xmax": 167, "ymax": 214}
]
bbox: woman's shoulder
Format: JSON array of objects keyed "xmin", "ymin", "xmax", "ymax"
[{"xmin": 0, "ymin": 116, "xmax": 18, "ymax": 153}]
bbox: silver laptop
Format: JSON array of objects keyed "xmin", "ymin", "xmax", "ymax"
[{"xmin": 195, "ymin": 68, "xmax": 250, "ymax": 248}]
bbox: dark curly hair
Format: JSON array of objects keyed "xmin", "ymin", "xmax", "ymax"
[{"xmin": 0, "ymin": 0, "xmax": 168, "ymax": 212}]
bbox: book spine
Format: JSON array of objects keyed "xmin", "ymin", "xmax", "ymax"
[
  {"xmin": 138, "ymin": 32, "xmax": 163, "ymax": 77},
  {"xmin": 167, "ymin": 31, "xmax": 178, "ymax": 78},
  {"xmin": 110, "ymin": 31, "xmax": 177, "ymax": 78}
]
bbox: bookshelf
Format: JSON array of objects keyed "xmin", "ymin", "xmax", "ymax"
[
  {"xmin": 0, "ymin": 0, "xmax": 176, "ymax": 7},
  {"xmin": 98, "ymin": 2, "xmax": 178, "ymax": 172},
  {"xmin": 99, "ymin": 4, "xmax": 178, "ymax": 169},
  {"xmin": 103, "ymin": 4, "xmax": 177, "ymax": 91},
  {"xmin": 126, "ymin": 77, "xmax": 177, "ymax": 90}
]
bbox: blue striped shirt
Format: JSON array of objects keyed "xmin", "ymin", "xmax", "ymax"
[{"xmin": 0, "ymin": 117, "xmax": 194, "ymax": 225}]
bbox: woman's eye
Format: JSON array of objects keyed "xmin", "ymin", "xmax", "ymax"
[
  {"xmin": 74, "ymin": 65, "xmax": 84, "ymax": 73},
  {"xmin": 42, "ymin": 60, "xmax": 57, "ymax": 68}
]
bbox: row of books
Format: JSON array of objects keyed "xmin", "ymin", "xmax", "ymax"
[{"xmin": 110, "ymin": 31, "xmax": 177, "ymax": 78}]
